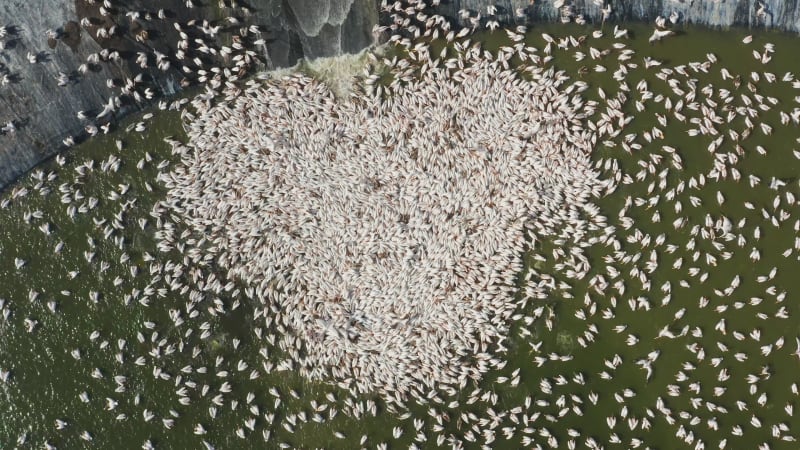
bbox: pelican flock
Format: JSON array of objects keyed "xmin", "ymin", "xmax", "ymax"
[
  {"xmin": 162, "ymin": 52, "xmax": 608, "ymax": 397},
  {"xmin": 0, "ymin": 0, "xmax": 799, "ymax": 448}
]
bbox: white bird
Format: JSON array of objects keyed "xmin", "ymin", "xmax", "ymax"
[{"xmin": 649, "ymin": 29, "xmax": 673, "ymax": 43}]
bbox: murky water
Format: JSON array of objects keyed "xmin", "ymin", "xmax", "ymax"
[{"xmin": 1, "ymin": 20, "xmax": 799, "ymax": 449}]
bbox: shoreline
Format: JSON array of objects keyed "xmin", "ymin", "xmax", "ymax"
[
  {"xmin": 437, "ymin": 0, "xmax": 800, "ymax": 34},
  {"xmin": 2, "ymin": 0, "xmax": 800, "ymax": 191}
]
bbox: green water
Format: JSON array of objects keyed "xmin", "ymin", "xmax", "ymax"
[{"xmin": 1, "ymin": 21, "xmax": 800, "ymax": 449}]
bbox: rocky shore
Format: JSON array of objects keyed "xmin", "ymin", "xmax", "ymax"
[
  {"xmin": 0, "ymin": 0, "xmax": 377, "ymax": 187},
  {"xmin": 0, "ymin": 0, "xmax": 795, "ymax": 189}
]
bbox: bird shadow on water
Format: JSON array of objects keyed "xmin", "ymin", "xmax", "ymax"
[
  {"xmin": 35, "ymin": 51, "xmax": 52, "ymax": 64},
  {"xmin": 1, "ymin": 38, "xmax": 20, "ymax": 51}
]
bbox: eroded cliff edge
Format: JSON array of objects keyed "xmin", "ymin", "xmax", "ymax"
[
  {"xmin": 0, "ymin": 0, "xmax": 377, "ymax": 187},
  {"xmin": 0, "ymin": 0, "xmax": 796, "ymax": 189}
]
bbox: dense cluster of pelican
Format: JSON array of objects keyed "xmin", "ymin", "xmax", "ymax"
[
  {"xmin": 161, "ymin": 41, "xmax": 611, "ymax": 397},
  {"xmin": 156, "ymin": 0, "xmax": 800, "ymax": 445}
]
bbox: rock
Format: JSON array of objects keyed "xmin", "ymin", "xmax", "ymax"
[
  {"xmin": 0, "ymin": 0, "xmax": 377, "ymax": 188},
  {"xmin": 436, "ymin": 0, "xmax": 799, "ymax": 32},
  {"xmin": 0, "ymin": 0, "xmax": 797, "ymax": 189},
  {"xmin": 0, "ymin": 0, "xmax": 130, "ymax": 188}
]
